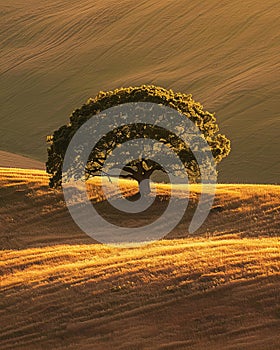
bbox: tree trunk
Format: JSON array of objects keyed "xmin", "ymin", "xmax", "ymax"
[
  {"xmin": 123, "ymin": 161, "xmax": 154, "ymax": 196},
  {"xmin": 138, "ymin": 178, "xmax": 151, "ymax": 195}
]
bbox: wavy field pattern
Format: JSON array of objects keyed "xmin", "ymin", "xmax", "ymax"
[
  {"xmin": 1, "ymin": 239, "xmax": 280, "ymax": 350},
  {"xmin": 0, "ymin": 169, "xmax": 280, "ymax": 349},
  {"xmin": 0, "ymin": 0, "xmax": 279, "ymax": 183}
]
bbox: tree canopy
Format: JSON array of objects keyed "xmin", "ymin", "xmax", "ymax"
[{"xmin": 46, "ymin": 85, "xmax": 231, "ymax": 191}]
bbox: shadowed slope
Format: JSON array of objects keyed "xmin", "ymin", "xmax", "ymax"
[
  {"xmin": 0, "ymin": 0, "xmax": 279, "ymax": 183},
  {"xmin": 0, "ymin": 168, "xmax": 280, "ymax": 249},
  {"xmin": 0, "ymin": 151, "xmax": 44, "ymax": 170}
]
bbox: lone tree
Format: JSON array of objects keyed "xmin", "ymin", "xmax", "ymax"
[{"xmin": 46, "ymin": 85, "xmax": 230, "ymax": 192}]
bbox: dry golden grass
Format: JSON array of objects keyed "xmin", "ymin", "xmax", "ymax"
[
  {"xmin": 1, "ymin": 239, "xmax": 280, "ymax": 349},
  {"xmin": 0, "ymin": 168, "xmax": 280, "ymax": 349},
  {"xmin": 1, "ymin": 168, "xmax": 279, "ymax": 249}
]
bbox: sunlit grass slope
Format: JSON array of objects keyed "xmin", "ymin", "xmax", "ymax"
[
  {"xmin": 0, "ymin": 168, "xmax": 279, "ymax": 249},
  {"xmin": 1, "ymin": 239, "xmax": 280, "ymax": 350},
  {"xmin": 0, "ymin": 168, "xmax": 280, "ymax": 348},
  {"xmin": 1, "ymin": 0, "xmax": 280, "ymax": 183}
]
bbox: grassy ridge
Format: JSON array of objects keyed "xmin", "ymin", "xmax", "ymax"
[
  {"xmin": 0, "ymin": 168, "xmax": 279, "ymax": 249},
  {"xmin": 0, "ymin": 151, "xmax": 44, "ymax": 170}
]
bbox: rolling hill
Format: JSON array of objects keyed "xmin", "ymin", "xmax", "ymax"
[
  {"xmin": 0, "ymin": 151, "xmax": 44, "ymax": 170},
  {"xmin": 0, "ymin": 168, "xmax": 280, "ymax": 349},
  {"xmin": 0, "ymin": 0, "xmax": 279, "ymax": 183},
  {"xmin": 1, "ymin": 167, "xmax": 280, "ymax": 249}
]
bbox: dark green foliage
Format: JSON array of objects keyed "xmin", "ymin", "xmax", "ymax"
[{"xmin": 46, "ymin": 85, "xmax": 231, "ymax": 188}]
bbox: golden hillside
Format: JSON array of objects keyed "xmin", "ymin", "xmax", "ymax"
[
  {"xmin": 1, "ymin": 0, "xmax": 279, "ymax": 183},
  {"xmin": 1, "ymin": 239, "xmax": 280, "ymax": 350},
  {"xmin": 0, "ymin": 168, "xmax": 280, "ymax": 349},
  {"xmin": 1, "ymin": 167, "xmax": 280, "ymax": 249}
]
